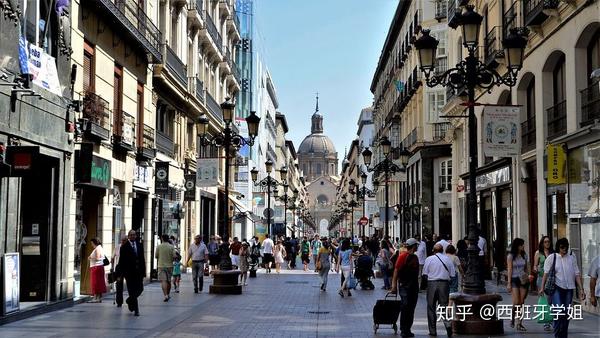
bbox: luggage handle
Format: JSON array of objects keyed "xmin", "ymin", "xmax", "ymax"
[{"xmin": 384, "ymin": 292, "xmax": 398, "ymax": 299}]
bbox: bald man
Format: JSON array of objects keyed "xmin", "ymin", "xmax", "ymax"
[{"xmin": 423, "ymin": 244, "xmax": 455, "ymax": 337}]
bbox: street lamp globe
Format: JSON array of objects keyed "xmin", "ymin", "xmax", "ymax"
[
  {"xmin": 220, "ymin": 98, "xmax": 235, "ymax": 124},
  {"xmin": 415, "ymin": 29, "xmax": 439, "ymax": 76},
  {"xmin": 380, "ymin": 137, "xmax": 392, "ymax": 158},
  {"xmin": 348, "ymin": 178, "xmax": 356, "ymax": 191},
  {"xmin": 250, "ymin": 167, "xmax": 259, "ymax": 182},
  {"xmin": 503, "ymin": 29, "xmax": 527, "ymax": 71},
  {"xmin": 245, "ymin": 111, "xmax": 261, "ymax": 140},
  {"xmin": 399, "ymin": 147, "xmax": 412, "ymax": 168},
  {"xmin": 459, "ymin": 6, "xmax": 483, "ymax": 49},
  {"xmin": 362, "ymin": 147, "xmax": 373, "ymax": 167},
  {"xmin": 279, "ymin": 166, "xmax": 288, "ymax": 179},
  {"xmin": 197, "ymin": 114, "xmax": 210, "ymax": 137},
  {"xmin": 361, "ymin": 172, "xmax": 367, "ymax": 185},
  {"xmin": 283, "ymin": 182, "xmax": 289, "ymax": 193},
  {"xmin": 265, "ymin": 159, "xmax": 273, "ymax": 173}
]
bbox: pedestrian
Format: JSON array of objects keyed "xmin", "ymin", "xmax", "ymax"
[
  {"xmin": 88, "ymin": 237, "xmax": 107, "ymax": 303},
  {"xmin": 533, "ymin": 235, "xmax": 553, "ymax": 331},
  {"xmin": 588, "ymin": 253, "xmax": 600, "ymax": 308},
  {"xmin": 390, "ymin": 238, "xmax": 420, "ymax": 338},
  {"xmin": 415, "ymin": 235, "xmax": 427, "ymax": 290},
  {"xmin": 311, "ymin": 235, "xmax": 322, "ymax": 272},
  {"xmin": 456, "ymin": 239, "xmax": 468, "ymax": 268},
  {"xmin": 423, "ymin": 243, "xmax": 455, "ymax": 337},
  {"xmin": 208, "ymin": 236, "xmax": 220, "ymax": 272},
  {"xmin": 445, "ymin": 245, "xmax": 462, "ymax": 294},
  {"xmin": 273, "ymin": 240, "xmax": 286, "ymax": 273},
  {"xmin": 425, "ymin": 235, "xmax": 434, "ymax": 257},
  {"xmin": 111, "ymin": 235, "xmax": 127, "ymax": 307},
  {"xmin": 155, "ymin": 234, "xmax": 176, "ymax": 302},
  {"xmin": 230, "ymin": 237, "xmax": 242, "ymax": 269},
  {"xmin": 289, "ymin": 234, "xmax": 299, "ymax": 269},
  {"xmin": 117, "ymin": 230, "xmax": 146, "ymax": 316},
  {"xmin": 539, "ymin": 238, "xmax": 586, "ymax": 338},
  {"xmin": 507, "ymin": 237, "xmax": 530, "ymax": 331},
  {"xmin": 336, "ymin": 239, "xmax": 354, "ymax": 297},
  {"xmin": 376, "ymin": 240, "xmax": 393, "ymax": 290},
  {"xmin": 262, "ymin": 234, "xmax": 274, "ymax": 273},
  {"xmin": 435, "ymin": 234, "xmax": 450, "ymax": 253},
  {"xmin": 239, "ymin": 241, "xmax": 250, "ymax": 285},
  {"xmin": 172, "ymin": 253, "xmax": 182, "ymax": 293},
  {"xmin": 317, "ymin": 240, "xmax": 331, "ymax": 291},
  {"xmin": 187, "ymin": 235, "xmax": 208, "ymax": 293},
  {"xmin": 250, "ymin": 236, "xmax": 261, "ymax": 267},
  {"xmin": 301, "ymin": 236, "xmax": 311, "ymax": 271}
]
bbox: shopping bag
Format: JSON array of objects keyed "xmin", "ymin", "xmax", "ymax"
[{"xmin": 537, "ymin": 296, "xmax": 552, "ymax": 324}]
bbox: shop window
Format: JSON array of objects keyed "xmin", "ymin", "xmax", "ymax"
[{"xmin": 22, "ymin": 0, "xmax": 57, "ymax": 56}]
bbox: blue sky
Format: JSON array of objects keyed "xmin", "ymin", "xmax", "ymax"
[{"xmin": 253, "ymin": 0, "xmax": 398, "ymax": 163}]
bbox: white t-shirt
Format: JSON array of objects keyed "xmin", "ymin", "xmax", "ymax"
[
  {"xmin": 262, "ymin": 238, "xmax": 274, "ymax": 254},
  {"xmin": 587, "ymin": 256, "xmax": 600, "ymax": 297},
  {"xmin": 436, "ymin": 239, "xmax": 450, "ymax": 253},
  {"xmin": 423, "ymin": 253, "xmax": 456, "ymax": 280},
  {"xmin": 544, "ymin": 253, "xmax": 580, "ymax": 290},
  {"xmin": 416, "ymin": 241, "xmax": 427, "ymax": 265},
  {"xmin": 478, "ymin": 236, "xmax": 487, "ymax": 256}
]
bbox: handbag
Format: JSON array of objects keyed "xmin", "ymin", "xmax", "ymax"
[
  {"xmin": 103, "ymin": 255, "xmax": 110, "ymax": 266},
  {"xmin": 107, "ymin": 271, "xmax": 115, "ymax": 284},
  {"xmin": 519, "ymin": 272, "xmax": 530, "ymax": 285},
  {"xmin": 544, "ymin": 253, "xmax": 557, "ymax": 296},
  {"xmin": 316, "ymin": 260, "xmax": 322, "ymax": 271},
  {"xmin": 347, "ymin": 273, "xmax": 358, "ymax": 290}
]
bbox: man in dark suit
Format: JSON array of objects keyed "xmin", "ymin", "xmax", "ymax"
[{"xmin": 117, "ymin": 229, "xmax": 146, "ymax": 316}]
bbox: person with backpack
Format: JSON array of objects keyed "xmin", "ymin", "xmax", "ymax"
[{"xmin": 390, "ymin": 238, "xmax": 420, "ymax": 338}]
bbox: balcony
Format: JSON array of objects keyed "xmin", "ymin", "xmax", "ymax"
[
  {"xmin": 402, "ymin": 127, "xmax": 421, "ymax": 149},
  {"xmin": 206, "ymin": 92, "xmax": 223, "ymax": 122},
  {"xmin": 187, "ymin": 0, "xmax": 204, "ymax": 29},
  {"xmin": 137, "ymin": 125, "xmax": 156, "ymax": 161},
  {"xmin": 503, "ymin": 1, "xmax": 519, "ymax": 39},
  {"xmin": 113, "ymin": 109, "xmax": 136, "ymax": 152},
  {"xmin": 156, "ymin": 131, "xmax": 174, "ymax": 158},
  {"xmin": 521, "ymin": 115, "xmax": 536, "ymax": 153},
  {"xmin": 581, "ymin": 81, "xmax": 600, "ymax": 127},
  {"xmin": 433, "ymin": 123, "xmax": 451, "ymax": 142},
  {"xmin": 547, "ymin": 100, "xmax": 567, "ymax": 140},
  {"xmin": 435, "ymin": 1, "xmax": 448, "ymax": 21},
  {"xmin": 205, "ymin": 11, "xmax": 223, "ymax": 54},
  {"xmin": 448, "ymin": 0, "xmax": 469, "ymax": 29},
  {"xmin": 165, "ymin": 45, "xmax": 188, "ymax": 88},
  {"xmin": 227, "ymin": 13, "xmax": 241, "ymax": 41},
  {"xmin": 523, "ymin": 0, "xmax": 559, "ymax": 27},
  {"xmin": 82, "ymin": 92, "xmax": 111, "ymax": 141},
  {"xmin": 219, "ymin": 0, "xmax": 232, "ymax": 17},
  {"xmin": 484, "ymin": 26, "xmax": 504, "ymax": 68},
  {"xmin": 195, "ymin": 77, "xmax": 205, "ymax": 104},
  {"xmin": 88, "ymin": 0, "xmax": 162, "ymax": 62}
]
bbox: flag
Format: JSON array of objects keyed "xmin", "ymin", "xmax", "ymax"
[
  {"xmin": 18, "ymin": 37, "xmax": 29, "ymax": 75},
  {"xmin": 395, "ymin": 80, "xmax": 405, "ymax": 92}
]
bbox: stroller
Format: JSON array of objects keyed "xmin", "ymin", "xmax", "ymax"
[{"xmin": 354, "ymin": 253, "xmax": 375, "ymax": 290}]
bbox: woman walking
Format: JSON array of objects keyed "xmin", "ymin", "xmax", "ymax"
[
  {"xmin": 88, "ymin": 238, "xmax": 107, "ymax": 303},
  {"xmin": 507, "ymin": 238, "xmax": 530, "ymax": 331},
  {"xmin": 533, "ymin": 235, "xmax": 553, "ymax": 331},
  {"xmin": 445, "ymin": 244, "xmax": 463, "ymax": 294},
  {"xmin": 376, "ymin": 240, "xmax": 392, "ymax": 290},
  {"xmin": 539, "ymin": 238, "xmax": 586, "ymax": 338},
  {"xmin": 239, "ymin": 241, "xmax": 250, "ymax": 285},
  {"xmin": 273, "ymin": 240, "xmax": 286, "ymax": 273},
  {"xmin": 336, "ymin": 239, "xmax": 354, "ymax": 297},
  {"xmin": 317, "ymin": 240, "xmax": 331, "ymax": 291}
]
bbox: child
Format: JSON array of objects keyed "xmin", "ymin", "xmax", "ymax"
[{"xmin": 172, "ymin": 253, "xmax": 182, "ymax": 293}]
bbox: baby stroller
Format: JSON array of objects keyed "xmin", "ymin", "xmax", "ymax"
[{"xmin": 354, "ymin": 253, "xmax": 375, "ymax": 290}]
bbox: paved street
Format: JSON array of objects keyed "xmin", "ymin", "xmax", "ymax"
[{"xmin": 1, "ymin": 264, "xmax": 599, "ymax": 338}]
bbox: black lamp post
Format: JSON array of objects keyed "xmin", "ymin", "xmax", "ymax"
[
  {"xmin": 361, "ymin": 137, "xmax": 410, "ymax": 237},
  {"xmin": 278, "ymin": 184, "xmax": 298, "ymax": 235},
  {"xmin": 251, "ymin": 161, "xmax": 287, "ymax": 236},
  {"xmin": 415, "ymin": 5, "xmax": 526, "ymax": 334},
  {"xmin": 354, "ymin": 173, "xmax": 375, "ymax": 236},
  {"xmin": 198, "ymin": 100, "xmax": 260, "ymax": 238}
]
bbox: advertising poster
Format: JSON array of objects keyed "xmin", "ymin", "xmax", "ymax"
[
  {"xmin": 482, "ymin": 105, "xmax": 521, "ymax": 157},
  {"xmin": 27, "ymin": 42, "xmax": 62, "ymax": 95},
  {"xmin": 547, "ymin": 144, "xmax": 566, "ymax": 185},
  {"xmin": 197, "ymin": 158, "xmax": 219, "ymax": 187},
  {"xmin": 3, "ymin": 253, "xmax": 20, "ymax": 314}
]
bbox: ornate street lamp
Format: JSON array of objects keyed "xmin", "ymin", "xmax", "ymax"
[
  {"xmin": 198, "ymin": 100, "xmax": 260, "ymax": 238},
  {"xmin": 355, "ymin": 172, "xmax": 375, "ymax": 237},
  {"xmin": 415, "ymin": 5, "xmax": 526, "ymax": 334},
  {"xmin": 251, "ymin": 160, "xmax": 287, "ymax": 236}
]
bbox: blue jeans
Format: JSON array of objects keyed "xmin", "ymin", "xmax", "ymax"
[
  {"xmin": 378, "ymin": 263, "xmax": 390, "ymax": 289},
  {"xmin": 550, "ymin": 286, "xmax": 574, "ymax": 338}
]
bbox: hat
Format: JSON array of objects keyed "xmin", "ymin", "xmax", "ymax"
[{"xmin": 405, "ymin": 238, "xmax": 418, "ymax": 247}]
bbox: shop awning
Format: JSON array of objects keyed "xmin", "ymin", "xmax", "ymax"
[{"xmin": 228, "ymin": 195, "xmax": 251, "ymax": 214}]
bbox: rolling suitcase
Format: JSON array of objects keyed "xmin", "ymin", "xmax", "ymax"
[{"xmin": 373, "ymin": 292, "xmax": 402, "ymax": 334}]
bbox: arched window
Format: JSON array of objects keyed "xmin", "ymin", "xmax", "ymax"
[
  {"xmin": 553, "ymin": 56, "xmax": 566, "ymax": 105},
  {"xmin": 588, "ymin": 30, "xmax": 600, "ymax": 80}
]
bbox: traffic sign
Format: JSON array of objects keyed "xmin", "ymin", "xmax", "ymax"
[{"xmin": 358, "ymin": 217, "xmax": 369, "ymax": 226}]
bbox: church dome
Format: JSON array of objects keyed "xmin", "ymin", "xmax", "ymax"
[{"xmin": 298, "ymin": 133, "xmax": 336, "ymax": 154}]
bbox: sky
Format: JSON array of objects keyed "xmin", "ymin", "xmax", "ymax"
[{"xmin": 253, "ymin": 0, "xmax": 398, "ymax": 163}]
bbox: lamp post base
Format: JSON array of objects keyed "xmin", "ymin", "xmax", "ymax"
[{"xmin": 450, "ymin": 293, "xmax": 503, "ymax": 335}]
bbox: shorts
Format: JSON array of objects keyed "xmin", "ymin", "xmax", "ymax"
[
  {"xmin": 172, "ymin": 274, "xmax": 181, "ymax": 279},
  {"xmin": 301, "ymin": 253, "xmax": 310, "ymax": 264},
  {"xmin": 158, "ymin": 267, "xmax": 173, "ymax": 282},
  {"xmin": 511, "ymin": 277, "xmax": 529, "ymax": 288},
  {"xmin": 209, "ymin": 254, "xmax": 220, "ymax": 266},
  {"xmin": 263, "ymin": 253, "xmax": 273, "ymax": 264}
]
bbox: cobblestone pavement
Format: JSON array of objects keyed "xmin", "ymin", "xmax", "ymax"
[{"xmin": 1, "ymin": 262, "xmax": 599, "ymax": 337}]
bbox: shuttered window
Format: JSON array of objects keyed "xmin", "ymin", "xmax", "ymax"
[
  {"xmin": 137, "ymin": 82, "xmax": 144, "ymax": 145},
  {"xmin": 114, "ymin": 65, "xmax": 123, "ymax": 135},
  {"xmin": 83, "ymin": 41, "xmax": 94, "ymax": 92}
]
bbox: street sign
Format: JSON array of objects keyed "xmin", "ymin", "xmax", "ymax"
[{"xmin": 358, "ymin": 217, "xmax": 369, "ymax": 226}]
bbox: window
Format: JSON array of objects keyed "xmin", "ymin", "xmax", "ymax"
[
  {"xmin": 22, "ymin": 0, "xmax": 57, "ymax": 55},
  {"xmin": 432, "ymin": 30, "xmax": 447, "ymax": 57},
  {"xmin": 113, "ymin": 65, "xmax": 123, "ymax": 135},
  {"xmin": 588, "ymin": 31, "xmax": 600, "ymax": 84},
  {"xmin": 439, "ymin": 160, "xmax": 452, "ymax": 192},
  {"xmin": 553, "ymin": 56, "xmax": 566, "ymax": 104},
  {"xmin": 526, "ymin": 79, "xmax": 535, "ymax": 120},
  {"xmin": 316, "ymin": 163, "xmax": 322, "ymax": 175},
  {"xmin": 137, "ymin": 82, "xmax": 144, "ymax": 144},
  {"xmin": 187, "ymin": 122, "xmax": 194, "ymax": 149},
  {"xmin": 83, "ymin": 41, "xmax": 95, "ymax": 92},
  {"xmin": 428, "ymin": 90, "xmax": 446, "ymax": 122}
]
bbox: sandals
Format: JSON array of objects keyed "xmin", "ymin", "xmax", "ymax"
[{"xmin": 338, "ymin": 290, "xmax": 344, "ymax": 298}]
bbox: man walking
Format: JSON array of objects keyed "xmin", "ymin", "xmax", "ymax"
[
  {"xmin": 289, "ymin": 235, "xmax": 298, "ymax": 269},
  {"xmin": 230, "ymin": 237, "xmax": 242, "ymax": 269},
  {"xmin": 207, "ymin": 236, "xmax": 220, "ymax": 272},
  {"xmin": 187, "ymin": 235, "xmax": 208, "ymax": 293},
  {"xmin": 155, "ymin": 234, "xmax": 176, "ymax": 302},
  {"xmin": 262, "ymin": 234, "xmax": 274, "ymax": 273},
  {"xmin": 423, "ymin": 244, "xmax": 455, "ymax": 337},
  {"xmin": 311, "ymin": 235, "xmax": 322, "ymax": 272},
  {"xmin": 111, "ymin": 235, "xmax": 127, "ymax": 307},
  {"xmin": 117, "ymin": 229, "xmax": 146, "ymax": 316},
  {"xmin": 391, "ymin": 238, "xmax": 420, "ymax": 338}
]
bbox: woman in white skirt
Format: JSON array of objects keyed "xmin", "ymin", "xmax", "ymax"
[{"xmin": 273, "ymin": 240, "xmax": 287, "ymax": 273}]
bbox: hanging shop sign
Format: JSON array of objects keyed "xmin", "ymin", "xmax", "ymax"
[
  {"xmin": 184, "ymin": 174, "xmax": 196, "ymax": 201},
  {"xmin": 482, "ymin": 105, "xmax": 521, "ymax": 157},
  {"xmin": 3, "ymin": 252, "xmax": 20, "ymax": 315},
  {"xmin": 75, "ymin": 144, "xmax": 111, "ymax": 189},
  {"xmin": 197, "ymin": 158, "xmax": 219, "ymax": 187},
  {"xmin": 547, "ymin": 144, "xmax": 566, "ymax": 185},
  {"xmin": 133, "ymin": 165, "xmax": 150, "ymax": 190},
  {"xmin": 155, "ymin": 161, "xmax": 169, "ymax": 195},
  {"xmin": 465, "ymin": 166, "xmax": 511, "ymax": 193},
  {"xmin": 4, "ymin": 146, "xmax": 40, "ymax": 176}
]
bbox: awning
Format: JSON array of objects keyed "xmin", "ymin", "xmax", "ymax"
[{"xmin": 228, "ymin": 195, "xmax": 251, "ymax": 214}]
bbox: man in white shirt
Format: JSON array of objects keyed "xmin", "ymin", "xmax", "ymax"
[
  {"xmin": 478, "ymin": 235, "xmax": 487, "ymax": 256},
  {"xmin": 187, "ymin": 235, "xmax": 208, "ymax": 293},
  {"xmin": 262, "ymin": 234, "xmax": 275, "ymax": 273},
  {"xmin": 415, "ymin": 235, "xmax": 427, "ymax": 289},
  {"xmin": 423, "ymin": 244, "xmax": 455, "ymax": 337},
  {"xmin": 589, "ymin": 254, "xmax": 600, "ymax": 307},
  {"xmin": 435, "ymin": 234, "xmax": 451, "ymax": 253}
]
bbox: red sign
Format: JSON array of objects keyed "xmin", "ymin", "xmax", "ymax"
[
  {"xmin": 456, "ymin": 185, "xmax": 465, "ymax": 192},
  {"xmin": 358, "ymin": 217, "xmax": 369, "ymax": 226}
]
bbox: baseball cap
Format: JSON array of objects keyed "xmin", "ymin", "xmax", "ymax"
[{"xmin": 405, "ymin": 238, "xmax": 418, "ymax": 247}]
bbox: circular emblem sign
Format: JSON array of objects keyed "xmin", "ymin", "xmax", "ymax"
[{"xmin": 156, "ymin": 168, "xmax": 167, "ymax": 180}]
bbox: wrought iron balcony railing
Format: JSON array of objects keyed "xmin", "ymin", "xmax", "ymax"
[
  {"xmin": 195, "ymin": 77, "xmax": 205, "ymax": 103},
  {"xmin": 484, "ymin": 26, "xmax": 504, "ymax": 68},
  {"xmin": 547, "ymin": 100, "xmax": 567, "ymax": 140},
  {"xmin": 581, "ymin": 80, "xmax": 600, "ymax": 127},
  {"xmin": 503, "ymin": 1, "xmax": 519, "ymax": 39},
  {"xmin": 137, "ymin": 125, "xmax": 156, "ymax": 160},
  {"xmin": 523, "ymin": 0, "xmax": 559, "ymax": 27},
  {"xmin": 82, "ymin": 91, "xmax": 111, "ymax": 141},
  {"xmin": 166, "ymin": 45, "xmax": 188, "ymax": 88},
  {"xmin": 205, "ymin": 11, "xmax": 223, "ymax": 54},
  {"xmin": 521, "ymin": 115, "xmax": 536, "ymax": 153},
  {"xmin": 113, "ymin": 109, "xmax": 136, "ymax": 151},
  {"xmin": 206, "ymin": 91, "xmax": 223, "ymax": 122},
  {"xmin": 156, "ymin": 131, "xmax": 174, "ymax": 158},
  {"xmin": 433, "ymin": 122, "xmax": 451, "ymax": 142}
]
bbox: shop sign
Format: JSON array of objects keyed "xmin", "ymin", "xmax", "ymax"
[
  {"xmin": 197, "ymin": 158, "xmax": 219, "ymax": 187},
  {"xmin": 482, "ymin": 105, "xmax": 521, "ymax": 157},
  {"xmin": 90, "ymin": 156, "xmax": 111, "ymax": 188},
  {"xmin": 75, "ymin": 145, "xmax": 111, "ymax": 188},
  {"xmin": 121, "ymin": 113, "xmax": 135, "ymax": 146},
  {"xmin": 465, "ymin": 166, "xmax": 511, "ymax": 193},
  {"xmin": 155, "ymin": 162, "xmax": 169, "ymax": 195},
  {"xmin": 3, "ymin": 253, "xmax": 20, "ymax": 314},
  {"xmin": 133, "ymin": 165, "xmax": 149, "ymax": 190},
  {"xmin": 547, "ymin": 144, "xmax": 566, "ymax": 185},
  {"xmin": 5, "ymin": 146, "xmax": 39, "ymax": 176},
  {"xmin": 184, "ymin": 174, "xmax": 196, "ymax": 201}
]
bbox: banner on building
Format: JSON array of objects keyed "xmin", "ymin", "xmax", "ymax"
[
  {"xmin": 155, "ymin": 161, "xmax": 169, "ymax": 195},
  {"xmin": 197, "ymin": 158, "xmax": 219, "ymax": 187},
  {"xmin": 547, "ymin": 144, "xmax": 566, "ymax": 185},
  {"xmin": 184, "ymin": 174, "xmax": 196, "ymax": 201},
  {"xmin": 482, "ymin": 105, "xmax": 521, "ymax": 157},
  {"xmin": 26, "ymin": 41, "xmax": 62, "ymax": 96}
]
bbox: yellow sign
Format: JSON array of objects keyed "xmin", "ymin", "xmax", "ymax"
[{"xmin": 547, "ymin": 144, "xmax": 566, "ymax": 185}]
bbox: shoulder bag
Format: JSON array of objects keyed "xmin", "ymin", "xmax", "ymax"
[
  {"xmin": 103, "ymin": 255, "xmax": 110, "ymax": 266},
  {"xmin": 544, "ymin": 253, "xmax": 557, "ymax": 296}
]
